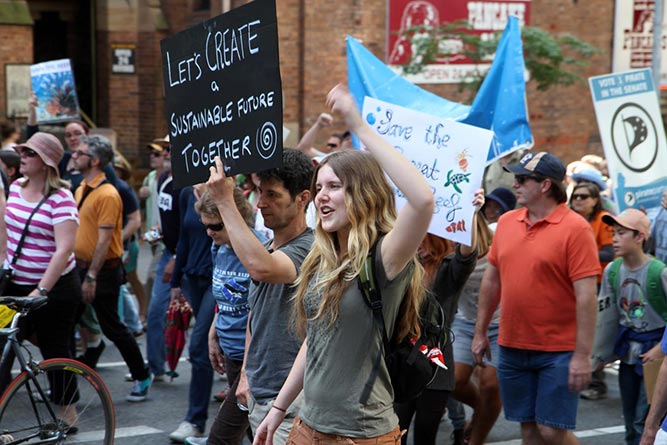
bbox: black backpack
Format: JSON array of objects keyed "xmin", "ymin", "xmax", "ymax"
[{"xmin": 358, "ymin": 244, "xmax": 447, "ymax": 404}]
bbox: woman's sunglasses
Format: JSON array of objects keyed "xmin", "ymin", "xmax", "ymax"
[
  {"xmin": 20, "ymin": 148, "xmax": 39, "ymax": 158},
  {"xmin": 202, "ymin": 221, "xmax": 224, "ymax": 232}
]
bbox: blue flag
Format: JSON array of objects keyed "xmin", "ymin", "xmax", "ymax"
[{"xmin": 347, "ymin": 15, "xmax": 533, "ymax": 164}]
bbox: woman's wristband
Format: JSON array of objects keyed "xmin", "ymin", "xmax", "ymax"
[{"xmin": 272, "ymin": 405, "xmax": 287, "ymax": 413}]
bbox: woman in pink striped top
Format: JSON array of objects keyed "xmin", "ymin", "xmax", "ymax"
[{"xmin": 0, "ymin": 132, "xmax": 82, "ymax": 430}]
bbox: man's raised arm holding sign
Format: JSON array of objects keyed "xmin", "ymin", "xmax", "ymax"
[{"xmin": 206, "ymin": 150, "xmax": 314, "ymax": 442}]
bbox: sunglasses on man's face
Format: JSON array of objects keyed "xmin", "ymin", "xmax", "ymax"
[
  {"xmin": 150, "ymin": 151, "xmax": 162, "ymax": 157},
  {"xmin": 514, "ymin": 175, "xmax": 546, "ymax": 185}
]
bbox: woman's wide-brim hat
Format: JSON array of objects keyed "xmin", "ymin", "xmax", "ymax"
[{"xmin": 14, "ymin": 132, "xmax": 64, "ymax": 173}]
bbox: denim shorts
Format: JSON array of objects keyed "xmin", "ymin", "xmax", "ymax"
[
  {"xmin": 452, "ymin": 318, "xmax": 499, "ymax": 368},
  {"xmin": 497, "ymin": 346, "xmax": 578, "ymax": 430}
]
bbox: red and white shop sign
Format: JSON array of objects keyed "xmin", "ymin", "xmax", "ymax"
[{"xmin": 387, "ymin": 0, "xmax": 531, "ymax": 84}]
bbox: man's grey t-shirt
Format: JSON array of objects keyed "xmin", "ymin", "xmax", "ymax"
[{"xmin": 245, "ymin": 228, "xmax": 314, "ymax": 403}]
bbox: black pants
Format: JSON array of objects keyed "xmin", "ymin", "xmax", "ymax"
[
  {"xmin": 208, "ymin": 355, "xmax": 252, "ymax": 445},
  {"xmin": 395, "ymin": 389, "xmax": 450, "ymax": 445},
  {"xmin": 0, "ymin": 270, "xmax": 81, "ymax": 404},
  {"xmin": 77, "ymin": 266, "xmax": 149, "ymax": 381}
]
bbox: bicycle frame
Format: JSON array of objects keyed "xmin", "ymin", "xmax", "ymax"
[{"xmin": 0, "ymin": 309, "xmax": 64, "ymax": 444}]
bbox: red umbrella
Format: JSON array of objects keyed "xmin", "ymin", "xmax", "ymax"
[{"xmin": 165, "ymin": 299, "xmax": 193, "ymax": 381}]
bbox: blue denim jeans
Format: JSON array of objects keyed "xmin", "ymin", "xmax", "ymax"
[
  {"xmin": 618, "ymin": 362, "xmax": 649, "ymax": 445},
  {"xmin": 446, "ymin": 398, "xmax": 467, "ymax": 430},
  {"xmin": 497, "ymin": 346, "xmax": 578, "ymax": 430},
  {"xmin": 181, "ymin": 273, "xmax": 215, "ymax": 431},
  {"xmin": 146, "ymin": 250, "xmax": 173, "ymax": 376}
]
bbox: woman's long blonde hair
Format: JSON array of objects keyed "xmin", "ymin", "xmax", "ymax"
[
  {"xmin": 293, "ymin": 151, "xmax": 425, "ymax": 342},
  {"xmin": 21, "ymin": 166, "xmax": 70, "ymax": 196}
]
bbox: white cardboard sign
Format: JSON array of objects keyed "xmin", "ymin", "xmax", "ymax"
[
  {"xmin": 589, "ymin": 69, "xmax": 667, "ymax": 214},
  {"xmin": 362, "ymin": 97, "xmax": 494, "ymax": 245}
]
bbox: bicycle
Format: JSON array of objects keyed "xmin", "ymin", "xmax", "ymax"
[{"xmin": 0, "ymin": 296, "xmax": 115, "ymax": 444}]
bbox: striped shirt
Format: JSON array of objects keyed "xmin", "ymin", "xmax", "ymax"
[{"xmin": 4, "ymin": 180, "xmax": 79, "ymax": 285}]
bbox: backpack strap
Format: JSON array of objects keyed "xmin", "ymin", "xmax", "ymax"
[
  {"xmin": 77, "ymin": 179, "xmax": 109, "ymax": 210},
  {"xmin": 608, "ymin": 257, "xmax": 623, "ymax": 297},
  {"xmin": 646, "ymin": 258, "xmax": 667, "ymax": 322},
  {"xmin": 608, "ymin": 257, "xmax": 667, "ymax": 322},
  {"xmin": 359, "ymin": 248, "xmax": 390, "ymax": 349},
  {"xmin": 11, "ymin": 194, "xmax": 51, "ymax": 266},
  {"xmin": 358, "ymin": 242, "xmax": 390, "ymax": 405}
]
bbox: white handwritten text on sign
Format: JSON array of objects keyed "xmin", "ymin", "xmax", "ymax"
[{"xmin": 160, "ymin": 0, "xmax": 282, "ymax": 188}]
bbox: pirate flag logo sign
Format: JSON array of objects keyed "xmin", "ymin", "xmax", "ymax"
[{"xmin": 611, "ymin": 102, "xmax": 658, "ymax": 173}]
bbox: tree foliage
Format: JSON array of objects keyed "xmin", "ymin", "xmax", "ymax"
[{"xmin": 399, "ymin": 20, "xmax": 601, "ymax": 100}]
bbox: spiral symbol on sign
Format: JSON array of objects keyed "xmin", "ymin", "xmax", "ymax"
[{"xmin": 256, "ymin": 122, "xmax": 278, "ymax": 160}]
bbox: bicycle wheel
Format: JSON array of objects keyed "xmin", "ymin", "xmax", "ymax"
[{"xmin": 0, "ymin": 358, "xmax": 115, "ymax": 444}]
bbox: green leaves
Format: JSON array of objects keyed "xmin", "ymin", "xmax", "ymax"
[{"xmin": 397, "ymin": 21, "xmax": 601, "ymax": 96}]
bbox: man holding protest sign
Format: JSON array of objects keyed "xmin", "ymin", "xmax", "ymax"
[
  {"xmin": 204, "ymin": 149, "xmax": 314, "ymax": 445},
  {"xmin": 473, "ymin": 152, "xmax": 600, "ymax": 445}
]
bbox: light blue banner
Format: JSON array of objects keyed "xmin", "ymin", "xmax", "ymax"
[
  {"xmin": 615, "ymin": 173, "xmax": 667, "ymax": 213},
  {"xmin": 347, "ymin": 15, "xmax": 533, "ymax": 164},
  {"xmin": 590, "ymin": 69, "xmax": 655, "ymax": 102}
]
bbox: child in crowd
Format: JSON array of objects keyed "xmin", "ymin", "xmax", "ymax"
[{"xmin": 601, "ymin": 209, "xmax": 667, "ymax": 445}]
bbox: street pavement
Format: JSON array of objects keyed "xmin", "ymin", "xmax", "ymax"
[
  {"xmin": 17, "ymin": 243, "xmax": 630, "ymax": 444},
  {"xmin": 92, "ymin": 345, "xmax": 628, "ymax": 444}
]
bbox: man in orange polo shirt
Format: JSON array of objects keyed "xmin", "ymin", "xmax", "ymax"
[
  {"xmin": 73, "ymin": 134, "xmax": 152, "ymax": 402},
  {"xmin": 472, "ymin": 152, "xmax": 600, "ymax": 445}
]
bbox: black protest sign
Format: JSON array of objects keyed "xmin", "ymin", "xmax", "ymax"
[{"xmin": 160, "ymin": 0, "xmax": 282, "ymax": 188}]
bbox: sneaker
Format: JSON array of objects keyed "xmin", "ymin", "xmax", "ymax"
[
  {"xmin": 580, "ymin": 388, "xmax": 607, "ymax": 400},
  {"xmin": 126, "ymin": 375, "xmax": 153, "ymax": 402},
  {"xmin": 169, "ymin": 422, "xmax": 203, "ymax": 443},
  {"xmin": 126, "ymin": 373, "xmax": 166, "ymax": 382},
  {"xmin": 184, "ymin": 437, "xmax": 208, "ymax": 445}
]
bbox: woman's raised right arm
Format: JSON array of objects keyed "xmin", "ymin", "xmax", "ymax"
[{"xmin": 326, "ymin": 85, "xmax": 434, "ymax": 280}]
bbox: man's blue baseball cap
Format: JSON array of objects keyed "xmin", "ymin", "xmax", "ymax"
[{"xmin": 503, "ymin": 152, "xmax": 566, "ymax": 182}]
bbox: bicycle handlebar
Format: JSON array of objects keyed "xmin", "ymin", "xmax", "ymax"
[{"xmin": 0, "ymin": 296, "xmax": 49, "ymax": 312}]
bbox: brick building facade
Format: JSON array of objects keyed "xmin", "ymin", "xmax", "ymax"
[{"xmin": 0, "ymin": 0, "xmax": 627, "ymax": 167}]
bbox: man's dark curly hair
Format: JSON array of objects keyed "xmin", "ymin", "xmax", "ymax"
[{"xmin": 257, "ymin": 149, "xmax": 314, "ymax": 204}]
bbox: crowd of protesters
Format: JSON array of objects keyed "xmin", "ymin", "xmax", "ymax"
[{"xmin": 1, "ymin": 83, "xmax": 667, "ymax": 445}]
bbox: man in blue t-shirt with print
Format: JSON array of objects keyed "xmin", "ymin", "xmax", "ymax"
[{"xmin": 640, "ymin": 327, "xmax": 667, "ymax": 445}]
